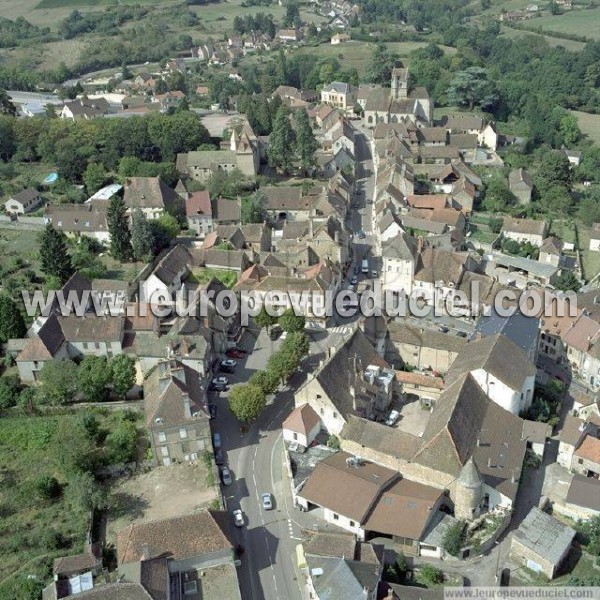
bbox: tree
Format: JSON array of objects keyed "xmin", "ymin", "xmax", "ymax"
[
  {"xmin": 554, "ymin": 271, "xmax": 581, "ymax": 292},
  {"xmin": 558, "ymin": 112, "xmax": 580, "ymax": 146},
  {"xmin": 281, "ymin": 331, "xmax": 309, "ymax": 358},
  {"xmin": 105, "ymin": 420, "xmax": 138, "ymax": 464},
  {"xmin": 283, "ymin": 1, "xmax": 300, "ymax": 27},
  {"xmin": 0, "ymin": 295, "xmax": 26, "ymax": 343},
  {"xmin": 250, "ymin": 369, "xmax": 280, "ymax": 395},
  {"xmin": 34, "ymin": 475, "xmax": 62, "ymax": 501},
  {"xmin": 83, "ymin": 162, "xmax": 108, "ymax": 196},
  {"xmin": 78, "ymin": 356, "xmax": 111, "ymax": 402},
  {"xmin": 39, "ymin": 359, "xmax": 79, "ymax": 405},
  {"xmin": 110, "ymin": 354, "xmax": 136, "ymax": 398},
  {"xmin": 579, "ymin": 515, "xmax": 600, "ymax": 556},
  {"xmin": 156, "ymin": 212, "xmax": 180, "ymax": 239},
  {"xmin": 255, "ymin": 306, "xmax": 278, "ymax": 331},
  {"xmin": 228, "ymin": 383, "xmax": 266, "ymax": 423},
  {"xmin": 107, "ymin": 194, "xmax": 132, "ymax": 261},
  {"xmin": 442, "ymin": 520, "xmax": 466, "ymax": 557},
  {"xmin": 279, "ymin": 308, "xmax": 306, "ymax": 332},
  {"xmin": 417, "ymin": 565, "xmax": 444, "ymax": 586},
  {"xmin": 53, "ymin": 418, "xmax": 98, "ymax": 475},
  {"xmin": 65, "ymin": 471, "xmax": 107, "ymax": 516},
  {"xmin": 121, "ymin": 61, "xmax": 132, "ymax": 80},
  {"xmin": 536, "ymin": 149, "xmax": 572, "ymax": 191},
  {"xmin": 267, "ymin": 349, "xmax": 299, "ymax": 383},
  {"xmin": 447, "ymin": 67, "xmax": 498, "ymax": 111},
  {"xmin": 0, "ymin": 375, "xmax": 21, "ymax": 410},
  {"xmin": 295, "ymin": 108, "xmax": 318, "ymax": 174},
  {"xmin": 482, "ymin": 177, "xmax": 517, "ymax": 213},
  {"xmin": 369, "ymin": 44, "xmax": 397, "ymax": 86},
  {"xmin": 578, "ymin": 190, "xmax": 600, "ymax": 226},
  {"xmin": 0, "ymin": 88, "xmax": 16, "ymax": 116},
  {"xmin": 39, "ymin": 224, "xmax": 74, "ymax": 284},
  {"xmin": 0, "ymin": 115, "xmax": 15, "ymax": 160},
  {"xmin": 130, "ymin": 208, "xmax": 153, "ymax": 261},
  {"xmin": 242, "ymin": 192, "xmax": 267, "ymax": 224},
  {"xmin": 268, "ymin": 105, "xmax": 295, "ymax": 174}
]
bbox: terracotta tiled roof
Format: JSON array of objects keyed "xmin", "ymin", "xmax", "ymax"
[
  {"xmin": 574, "ymin": 435, "xmax": 600, "ymax": 464},
  {"xmin": 283, "ymin": 403, "xmax": 321, "ymax": 436}
]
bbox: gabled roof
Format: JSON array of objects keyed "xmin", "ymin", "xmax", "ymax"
[
  {"xmin": 447, "ymin": 334, "xmax": 536, "ymax": 391},
  {"xmin": 381, "ymin": 233, "xmax": 416, "ymax": 261},
  {"xmin": 509, "ymin": 168, "xmax": 533, "ymax": 189},
  {"xmin": 185, "ymin": 190, "xmax": 212, "ymax": 217},
  {"xmin": 124, "ymin": 177, "xmax": 180, "ymax": 210},
  {"xmin": 413, "ymin": 247, "xmax": 467, "ymax": 285},
  {"xmin": 574, "ymin": 435, "xmax": 600, "ymax": 464},
  {"xmin": 117, "ymin": 509, "xmax": 234, "ymax": 565},
  {"xmin": 502, "ymin": 216, "xmax": 547, "ymax": 237},
  {"xmin": 152, "ymin": 245, "xmax": 193, "ymax": 285},
  {"xmin": 283, "ymin": 403, "xmax": 321, "ymax": 436}
]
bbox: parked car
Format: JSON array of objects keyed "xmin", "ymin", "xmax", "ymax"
[
  {"xmin": 385, "ymin": 410, "xmax": 400, "ymax": 426},
  {"xmin": 358, "ymin": 230, "xmax": 366, "ymax": 239},
  {"xmin": 212, "ymin": 376, "xmax": 229, "ymax": 386},
  {"xmin": 221, "ymin": 359, "xmax": 237, "ymax": 369},
  {"xmin": 232, "ymin": 509, "xmax": 244, "ymax": 527},
  {"xmin": 438, "ymin": 325, "xmax": 449, "ymax": 333},
  {"xmin": 215, "ymin": 448, "xmax": 224, "ymax": 465},
  {"xmin": 456, "ymin": 331, "xmax": 468, "ymax": 338},
  {"xmin": 221, "ymin": 467, "xmax": 232, "ymax": 486},
  {"xmin": 213, "ymin": 433, "xmax": 221, "ymax": 449},
  {"xmin": 261, "ymin": 492, "xmax": 273, "ymax": 510},
  {"xmin": 226, "ymin": 348, "xmax": 246, "ymax": 359},
  {"xmin": 209, "ymin": 381, "xmax": 227, "ymax": 392},
  {"xmin": 269, "ymin": 327, "xmax": 282, "ymax": 341},
  {"xmin": 351, "ymin": 276, "xmax": 358, "ymax": 285},
  {"xmin": 208, "ymin": 404, "xmax": 217, "ymax": 419}
]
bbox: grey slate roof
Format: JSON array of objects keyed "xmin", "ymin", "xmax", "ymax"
[
  {"xmin": 565, "ymin": 475, "xmax": 600, "ymax": 512},
  {"xmin": 306, "ymin": 556, "xmax": 379, "ymax": 600},
  {"xmin": 512, "ymin": 507, "xmax": 575, "ymax": 565},
  {"xmin": 446, "ymin": 333, "xmax": 536, "ymax": 391},
  {"xmin": 472, "ymin": 311, "xmax": 539, "ymax": 360}
]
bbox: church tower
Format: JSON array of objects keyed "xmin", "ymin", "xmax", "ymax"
[
  {"xmin": 391, "ymin": 67, "xmax": 409, "ymax": 100},
  {"xmin": 453, "ymin": 457, "xmax": 483, "ymax": 521}
]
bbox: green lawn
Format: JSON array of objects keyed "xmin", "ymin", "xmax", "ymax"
[
  {"xmin": 549, "ymin": 220, "xmax": 576, "ymax": 245},
  {"xmin": 36, "ymin": 0, "xmax": 167, "ymax": 6},
  {"xmin": 500, "ymin": 24, "xmax": 587, "ymax": 51},
  {"xmin": 529, "ymin": 7, "xmax": 600, "ymax": 40},
  {"xmin": 577, "ymin": 225, "xmax": 600, "ymax": 282},
  {"xmin": 571, "ymin": 110, "xmax": 600, "ymax": 145},
  {"xmin": 191, "ymin": 267, "xmax": 238, "ymax": 288}
]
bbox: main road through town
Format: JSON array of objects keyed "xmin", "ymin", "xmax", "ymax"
[{"xmin": 208, "ymin": 326, "xmax": 333, "ymax": 600}]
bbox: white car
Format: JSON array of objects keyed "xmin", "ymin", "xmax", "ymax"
[
  {"xmin": 280, "ymin": 331, "xmax": 288, "ymax": 341},
  {"xmin": 212, "ymin": 376, "xmax": 229, "ymax": 385},
  {"xmin": 261, "ymin": 492, "xmax": 273, "ymax": 510},
  {"xmin": 232, "ymin": 509, "xmax": 244, "ymax": 527},
  {"xmin": 221, "ymin": 359, "xmax": 237, "ymax": 368},
  {"xmin": 221, "ymin": 466, "xmax": 232, "ymax": 485},
  {"xmin": 385, "ymin": 410, "xmax": 400, "ymax": 426}
]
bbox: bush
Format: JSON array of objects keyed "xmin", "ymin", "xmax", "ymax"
[
  {"xmin": 488, "ymin": 217, "xmax": 503, "ymax": 234},
  {"xmin": 105, "ymin": 421, "xmax": 138, "ymax": 464},
  {"xmin": 0, "ymin": 375, "xmax": 21, "ymax": 410},
  {"xmin": 442, "ymin": 520, "xmax": 466, "ymax": 556},
  {"xmin": 327, "ymin": 435, "xmax": 340, "ymax": 450},
  {"xmin": 40, "ymin": 529, "xmax": 66, "ymax": 551},
  {"xmin": 417, "ymin": 564, "xmax": 444, "ymax": 586},
  {"xmin": 34, "ymin": 475, "xmax": 62, "ymax": 501}
]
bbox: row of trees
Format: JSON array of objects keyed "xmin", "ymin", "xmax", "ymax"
[{"xmin": 228, "ymin": 309, "xmax": 308, "ymax": 423}]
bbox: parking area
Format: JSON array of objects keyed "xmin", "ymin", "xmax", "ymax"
[{"xmin": 106, "ymin": 462, "xmax": 219, "ymax": 544}]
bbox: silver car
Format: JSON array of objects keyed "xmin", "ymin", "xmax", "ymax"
[
  {"xmin": 233, "ymin": 509, "xmax": 244, "ymax": 527},
  {"xmin": 261, "ymin": 492, "xmax": 273, "ymax": 510},
  {"xmin": 221, "ymin": 467, "xmax": 232, "ymax": 486}
]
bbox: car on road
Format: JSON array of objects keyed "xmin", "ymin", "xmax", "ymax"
[
  {"xmin": 213, "ymin": 433, "xmax": 221, "ymax": 448},
  {"xmin": 221, "ymin": 359, "xmax": 237, "ymax": 369},
  {"xmin": 226, "ymin": 348, "xmax": 246, "ymax": 359},
  {"xmin": 232, "ymin": 509, "xmax": 244, "ymax": 527},
  {"xmin": 209, "ymin": 381, "xmax": 227, "ymax": 392},
  {"xmin": 212, "ymin": 376, "xmax": 229, "ymax": 386},
  {"xmin": 221, "ymin": 466, "xmax": 232, "ymax": 485},
  {"xmin": 456, "ymin": 331, "xmax": 468, "ymax": 338},
  {"xmin": 438, "ymin": 325, "xmax": 449, "ymax": 333},
  {"xmin": 350, "ymin": 276, "xmax": 358, "ymax": 285},
  {"xmin": 269, "ymin": 327, "xmax": 282, "ymax": 341},
  {"xmin": 358, "ymin": 230, "xmax": 366, "ymax": 239},
  {"xmin": 261, "ymin": 492, "xmax": 273, "ymax": 510},
  {"xmin": 385, "ymin": 410, "xmax": 400, "ymax": 426},
  {"xmin": 215, "ymin": 448, "xmax": 224, "ymax": 465},
  {"xmin": 208, "ymin": 404, "xmax": 217, "ymax": 419}
]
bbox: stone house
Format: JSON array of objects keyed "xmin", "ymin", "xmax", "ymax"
[
  {"xmin": 140, "ymin": 244, "xmax": 193, "ymax": 304},
  {"xmin": 184, "ymin": 190, "xmax": 213, "ymax": 238},
  {"xmin": 144, "ymin": 359, "xmax": 211, "ymax": 466},
  {"xmin": 43, "ymin": 202, "xmax": 110, "ymax": 244},
  {"xmin": 5, "ymin": 188, "xmax": 43, "ymax": 214},
  {"xmin": 502, "ymin": 216, "xmax": 547, "ymax": 247},
  {"xmin": 509, "ymin": 508, "xmax": 575, "ymax": 579},
  {"xmin": 123, "ymin": 176, "xmax": 183, "ymax": 221},
  {"xmin": 381, "ymin": 234, "xmax": 417, "ymax": 295},
  {"xmin": 320, "ymin": 82, "xmax": 356, "ymax": 112}
]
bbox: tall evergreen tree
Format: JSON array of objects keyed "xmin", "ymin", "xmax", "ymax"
[
  {"xmin": 267, "ymin": 106, "xmax": 294, "ymax": 174},
  {"xmin": 39, "ymin": 224, "xmax": 74, "ymax": 284},
  {"xmin": 294, "ymin": 109, "xmax": 318, "ymax": 174},
  {"xmin": 107, "ymin": 195, "xmax": 132, "ymax": 261},
  {"xmin": 0, "ymin": 295, "xmax": 26, "ymax": 343},
  {"xmin": 130, "ymin": 208, "xmax": 153, "ymax": 261}
]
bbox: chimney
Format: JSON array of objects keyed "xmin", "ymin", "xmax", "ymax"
[
  {"xmin": 183, "ymin": 393, "xmax": 192, "ymax": 418},
  {"xmin": 141, "ymin": 544, "xmax": 151, "ymax": 561}
]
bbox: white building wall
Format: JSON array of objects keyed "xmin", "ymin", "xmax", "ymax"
[{"xmin": 470, "ymin": 369, "xmax": 534, "ymax": 415}]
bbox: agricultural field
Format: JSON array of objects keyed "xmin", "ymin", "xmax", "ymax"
[
  {"xmin": 500, "ymin": 24, "xmax": 587, "ymax": 51},
  {"xmin": 571, "ymin": 110, "xmax": 600, "ymax": 145},
  {"xmin": 528, "ymin": 7, "xmax": 600, "ymax": 40}
]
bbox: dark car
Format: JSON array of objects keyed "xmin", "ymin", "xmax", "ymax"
[
  {"xmin": 438, "ymin": 325, "xmax": 449, "ymax": 333},
  {"xmin": 209, "ymin": 381, "xmax": 227, "ymax": 392},
  {"xmin": 219, "ymin": 363, "xmax": 235, "ymax": 374},
  {"xmin": 499, "ymin": 568, "xmax": 510, "ymax": 587},
  {"xmin": 215, "ymin": 449, "xmax": 224, "ymax": 465},
  {"xmin": 358, "ymin": 230, "xmax": 366, "ymax": 239},
  {"xmin": 456, "ymin": 331, "xmax": 468, "ymax": 338},
  {"xmin": 208, "ymin": 404, "xmax": 217, "ymax": 419},
  {"xmin": 226, "ymin": 348, "xmax": 246, "ymax": 359},
  {"xmin": 269, "ymin": 327, "xmax": 282, "ymax": 341}
]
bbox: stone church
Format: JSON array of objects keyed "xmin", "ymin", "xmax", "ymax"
[{"xmin": 364, "ymin": 67, "xmax": 433, "ymax": 127}]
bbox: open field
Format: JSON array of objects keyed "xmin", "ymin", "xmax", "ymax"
[
  {"xmin": 37, "ymin": 0, "xmax": 168, "ymax": 7},
  {"xmin": 500, "ymin": 24, "xmax": 587, "ymax": 51},
  {"xmin": 527, "ymin": 7, "xmax": 600, "ymax": 40},
  {"xmin": 571, "ymin": 110, "xmax": 600, "ymax": 145},
  {"xmin": 576, "ymin": 225, "xmax": 600, "ymax": 282}
]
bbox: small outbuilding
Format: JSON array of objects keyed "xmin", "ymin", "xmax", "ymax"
[
  {"xmin": 283, "ymin": 403, "xmax": 321, "ymax": 448},
  {"xmin": 509, "ymin": 507, "xmax": 575, "ymax": 579}
]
